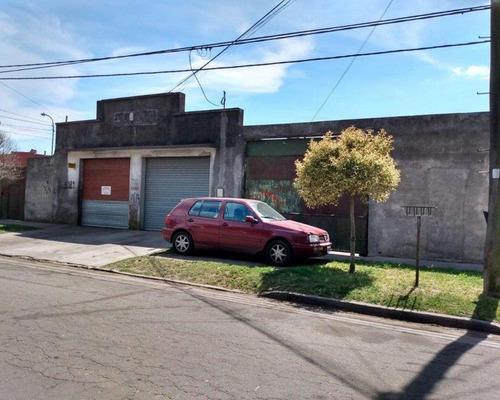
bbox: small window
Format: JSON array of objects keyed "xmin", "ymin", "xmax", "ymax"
[
  {"xmin": 188, "ymin": 200, "xmax": 203, "ymax": 216},
  {"xmin": 224, "ymin": 202, "xmax": 253, "ymax": 222},
  {"xmin": 199, "ymin": 200, "xmax": 222, "ymax": 219}
]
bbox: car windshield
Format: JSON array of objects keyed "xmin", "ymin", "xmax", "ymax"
[{"xmin": 249, "ymin": 201, "xmax": 286, "ymax": 221}]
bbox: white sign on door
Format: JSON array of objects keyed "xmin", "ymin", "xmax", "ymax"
[{"xmin": 101, "ymin": 186, "xmax": 111, "ymax": 195}]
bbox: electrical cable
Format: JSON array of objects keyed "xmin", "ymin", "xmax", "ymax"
[
  {"xmin": 173, "ymin": 0, "xmax": 293, "ymax": 97},
  {"xmin": 0, "ymin": 40, "xmax": 488, "ymax": 81},
  {"xmin": 0, "ymin": 5, "xmax": 489, "ymax": 74},
  {"xmin": 0, "ymin": 109, "xmax": 51, "ymax": 124},
  {"xmin": 170, "ymin": 0, "xmax": 293, "ymax": 93},
  {"xmin": 311, "ymin": 0, "xmax": 394, "ymax": 121},
  {"xmin": 189, "ymin": 50, "xmax": 219, "ymax": 106},
  {"xmin": 0, "ymin": 81, "xmax": 67, "ymax": 120},
  {"xmin": 0, "ymin": 123, "xmax": 52, "ymax": 132},
  {"xmin": 0, "ymin": 129, "xmax": 52, "ymax": 139},
  {"xmin": 0, "ymin": 114, "xmax": 53, "ymax": 126}
]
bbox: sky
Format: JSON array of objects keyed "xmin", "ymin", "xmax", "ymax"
[{"xmin": 0, "ymin": 0, "xmax": 490, "ymax": 155}]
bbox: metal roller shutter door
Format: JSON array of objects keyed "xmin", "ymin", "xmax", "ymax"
[
  {"xmin": 143, "ymin": 157, "xmax": 210, "ymax": 231},
  {"xmin": 81, "ymin": 158, "xmax": 130, "ymax": 229}
]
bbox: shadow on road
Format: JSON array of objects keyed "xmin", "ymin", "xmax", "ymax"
[
  {"xmin": 376, "ymin": 294, "xmax": 499, "ymax": 400},
  {"xmin": 177, "ymin": 285, "xmax": 379, "ymax": 399}
]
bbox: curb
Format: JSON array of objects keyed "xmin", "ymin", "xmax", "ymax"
[
  {"xmin": 3, "ymin": 254, "xmax": 499, "ymax": 335},
  {"xmin": 0, "ymin": 254, "xmax": 244, "ymax": 295},
  {"xmin": 260, "ymin": 291, "xmax": 500, "ymax": 335}
]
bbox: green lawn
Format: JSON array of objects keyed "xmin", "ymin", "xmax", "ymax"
[
  {"xmin": 106, "ymin": 252, "xmax": 499, "ymax": 323},
  {"xmin": 0, "ymin": 224, "xmax": 39, "ymax": 233}
]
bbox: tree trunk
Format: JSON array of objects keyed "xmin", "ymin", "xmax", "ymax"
[
  {"xmin": 349, "ymin": 194, "xmax": 356, "ymax": 274},
  {"xmin": 484, "ymin": 0, "xmax": 500, "ymax": 298}
]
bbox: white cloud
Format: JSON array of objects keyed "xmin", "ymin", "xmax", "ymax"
[
  {"xmin": 452, "ymin": 66, "xmax": 489, "ymax": 80},
  {"xmin": 186, "ymin": 37, "xmax": 315, "ymax": 95}
]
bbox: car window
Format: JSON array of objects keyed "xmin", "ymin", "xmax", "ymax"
[
  {"xmin": 188, "ymin": 200, "xmax": 203, "ymax": 216},
  {"xmin": 198, "ymin": 200, "xmax": 222, "ymax": 219},
  {"xmin": 248, "ymin": 201, "xmax": 286, "ymax": 221},
  {"xmin": 224, "ymin": 202, "xmax": 253, "ymax": 222}
]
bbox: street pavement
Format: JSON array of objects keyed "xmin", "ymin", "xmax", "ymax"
[{"xmin": 1, "ymin": 257, "xmax": 499, "ymax": 400}]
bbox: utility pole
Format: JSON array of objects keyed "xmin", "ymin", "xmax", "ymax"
[{"xmin": 484, "ymin": 0, "xmax": 500, "ymax": 298}]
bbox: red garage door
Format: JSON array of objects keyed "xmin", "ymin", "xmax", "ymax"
[{"xmin": 81, "ymin": 158, "xmax": 130, "ymax": 229}]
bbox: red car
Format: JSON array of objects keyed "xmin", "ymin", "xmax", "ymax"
[{"xmin": 162, "ymin": 197, "xmax": 332, "ymax": 266}]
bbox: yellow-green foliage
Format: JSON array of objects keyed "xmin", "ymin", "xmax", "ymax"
[{"xmin": 294, "ymin": 126, "xmax": 401, "ymax": 208}]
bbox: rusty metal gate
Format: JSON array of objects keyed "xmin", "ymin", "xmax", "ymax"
[{"xmin": 245, "ymin": 139, "xmax": 368, "ymax": 255}]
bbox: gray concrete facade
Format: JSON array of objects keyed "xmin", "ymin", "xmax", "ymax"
[
  {"xmin": 24, "ymin": 90, "xmax": 488, "ymax": 264},
  {"xmin": 25, "ymin": 93, "xmax": 245, "ymax": 227},
  {"xmin": 244, "ymin": 112, "xmax": 489, "ymax": 263}
]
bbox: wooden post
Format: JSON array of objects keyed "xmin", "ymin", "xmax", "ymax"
[
  {"xmin": 349, "ymin": 195, "xmax": 356, "ymax": 274},
  {"xmin": 415, "ymin": 215, "xmax": 421, "ymax": 287}
]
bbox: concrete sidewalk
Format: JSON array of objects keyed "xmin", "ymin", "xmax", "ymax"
[
  {"xmin": 0, "ymin": 219, "xmax": 166, "ymax": 267},
  {"xmin": 0, "ymin": 219, "xmax": 482, "ymax": 271}
]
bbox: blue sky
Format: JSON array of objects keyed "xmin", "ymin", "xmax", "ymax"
[{"xmin": 0, "ymin": 0, "xmax": 490, "ymax": 154}]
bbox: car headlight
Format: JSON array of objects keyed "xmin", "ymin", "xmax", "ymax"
[
  {"xmin": 325, "ymin": 233, "xmax": 329, "ymax": 242},
  {"xmin": 308, "ymin": 234, "xmax": 320, "ymax": 243}
]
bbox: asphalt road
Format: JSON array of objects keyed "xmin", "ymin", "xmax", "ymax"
[{"xmin": 1, "ymin": 257, "xmax": 499, "ymax": 400}]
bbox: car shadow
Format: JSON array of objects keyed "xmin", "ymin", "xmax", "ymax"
[{"xmin": 154, "ymin": 248, "xmax": 332, "ymax": 269}]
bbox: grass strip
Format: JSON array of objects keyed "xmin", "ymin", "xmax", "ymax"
[
  {"xmin": 107, "ymin": 252, "xmax": 499, "ymax": 323},
  {"xmin": 0, "ymin": 224, "xmax": 39, "ymax": 233}
]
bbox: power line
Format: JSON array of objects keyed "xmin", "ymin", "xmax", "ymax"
[
  {"xmin": 189, "ymin": 50, "xmax": 219, "ymax": 106},
  {"xmin": 0, "ymin": 129, "xmax": 52, "ymax": 139},
  {"xmin": 0, "ymin": 114, "xmax": 52, "ymax": 126},
  {"xmin": 176, "ymin": 0, "xmax": 294, "ymax": 97},
  {"xmin": 0, "ymin": 81, "xmax": 67, "ymax": 120},
  {"xmin": 0, "ymin": 40, "xmax": 488, "ymax": 81},
  {"xmin": 0, "ymin": 123, "xmax": 52, "ymax": 132},
  {"xmin": 170, "ymin": 0, "xmax": 293, "ymax": 93},
  {"xmin": 0, "ymin": 109, "xmax": 51, "ymax": 124},
  {"xmin": 0, "ymin": 5, "xmax": 489, "ymax": 74},
  {"xmin": 311, "ymin": 0, "xmax": 394, "ymax": 121}
]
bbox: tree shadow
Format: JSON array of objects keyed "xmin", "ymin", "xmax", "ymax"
[
  {"xmin": 375, "ymin": 294, "xmax": 499, "ymax": 399},
  {"xmin": 257, "ymin": 262, "xmax": 374, "ymax": 299},
  {"xmin": 384, "ymin": 286, "xmax": 418, "ymax": 311}
]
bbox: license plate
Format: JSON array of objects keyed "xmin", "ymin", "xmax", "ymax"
[{"xmin": 326, "ymin": 246, "xmax": 331, "ymax": 253}]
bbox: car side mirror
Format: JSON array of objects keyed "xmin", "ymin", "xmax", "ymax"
[{"xmin": 245, "ymin": 215, "xmax": 258, "ymax": 224}]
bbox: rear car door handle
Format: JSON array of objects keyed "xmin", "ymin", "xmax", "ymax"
[
  {"xmin": 187, "ymin": 218, "xmax": 194, "ymax": 222},
  {"xmin": 221, "ymin": 223, "xmax": 228, "ymax": 227}
]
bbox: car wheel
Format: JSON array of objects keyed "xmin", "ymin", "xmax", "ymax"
[
  {"xmin": 266, "ymin": 239, "xmax": 292, "ymax": 266},
  {"xmin": 172, "ymin": 231, "xmax": 194, "ymax": 255}
]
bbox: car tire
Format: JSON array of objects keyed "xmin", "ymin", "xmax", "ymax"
[
  {"xmin": 265, "ymin": 239, "xmax": 292, "ymax": 266},
  {"xmin": 172, "ymin": 231, "xmax": 194, "ymax": 255}
]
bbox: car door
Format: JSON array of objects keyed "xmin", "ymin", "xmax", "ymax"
[
  {"xmin": 186, "ymin": 200, "xmax": 222, "ymax": 248},
  {"xmin": 219, "ymin": 201, "xmax": 265, "ymax": 253}
]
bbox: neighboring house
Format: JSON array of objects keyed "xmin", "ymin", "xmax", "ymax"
[
  {"xmin": 0, "ymin": 150, "xmax": 46, "ymax": 220},
  {"xmin": 24, "ymin": 92, "xmax": 489, "ymax": 264}
]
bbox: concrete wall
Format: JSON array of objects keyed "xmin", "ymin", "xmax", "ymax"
[
  {"xmin": 26, "ymin": 92, "xmax": 246, "ymax": 228},
  {"xmin": 25, "ymin": 157, "xmax": 56, "ymax": 222},
  {"xmin": 24, "ymin": 89, "xmax": 488, "ymax": 263},
  {"xmin": 245, "ymin": 112, "xmax": 489, "ymax": 263}
]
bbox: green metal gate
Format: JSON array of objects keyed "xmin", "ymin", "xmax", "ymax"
[{"xmin": 245, "ymin": 139, "xmax": 368, "ymax": 255}]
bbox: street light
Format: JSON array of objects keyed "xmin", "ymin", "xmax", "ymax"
[{"xmin": 40, "ymin": 112, "xmax": 55, "ymax": 155}]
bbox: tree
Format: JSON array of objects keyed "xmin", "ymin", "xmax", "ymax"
[
  {"xmin": 294, "ymin": 126, "xmax": 400, "ymax": 273},
  {"xmin": 0, "ymin": 131, "xmax": 21, "ymax": 181}
]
